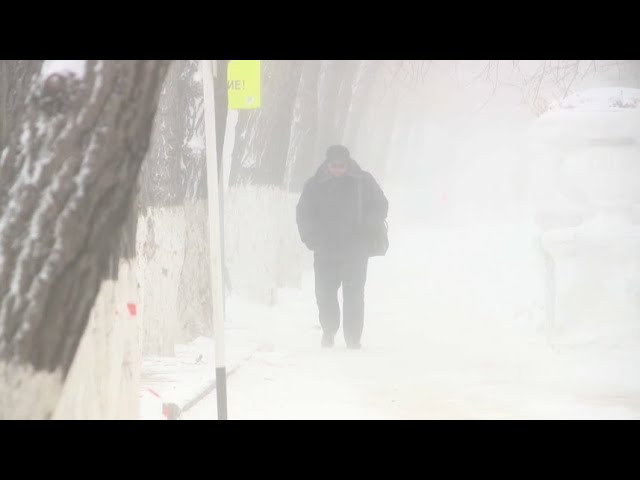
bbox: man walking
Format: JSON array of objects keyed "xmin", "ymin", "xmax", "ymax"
[{"xmin": 296, "ymin": 145, "xmax": 388, "ymax": 349}]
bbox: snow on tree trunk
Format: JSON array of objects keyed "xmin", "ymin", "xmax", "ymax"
[
  {"xmin": 0, "ymin": 60, "xmax": 169, "ymax": 419},
  {"xmin": 0, "ymin": 61, "xmax": 44, "ymax": 148}
]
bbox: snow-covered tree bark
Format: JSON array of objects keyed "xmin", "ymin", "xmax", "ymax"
[
  {"xmin": 0, "ymin": 60, "xmax": 169, "ymax": 419},
  {"xmin": 0, "ymin": 61, "xmax": 44, "ymax": 148}
]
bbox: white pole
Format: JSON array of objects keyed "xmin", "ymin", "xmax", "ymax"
[{"xmin": 202, "ymin": 59, "xmax": 228, "ymax": 419}]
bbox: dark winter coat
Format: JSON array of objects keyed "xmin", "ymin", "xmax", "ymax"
[{"xmin": 296, "ymin": 159, "xmax": 388, "ymax": 258}]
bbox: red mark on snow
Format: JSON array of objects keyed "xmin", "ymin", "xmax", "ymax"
[
  {"xmin": 147, "ymin": 388, "xmax": 161, "ymax": 398},
  {"xmin": 127, "ymin": 303, "xmax": 137, "ymax": 316}
]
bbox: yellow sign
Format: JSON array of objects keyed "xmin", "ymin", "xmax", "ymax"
[{"xmin": 227, "ymin": 60, "xmax": 261, "ymax": 109}]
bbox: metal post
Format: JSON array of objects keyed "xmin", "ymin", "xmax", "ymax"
[{"xmin": 202, "ymin": 59, "xmax": 228, "ymax": 419}]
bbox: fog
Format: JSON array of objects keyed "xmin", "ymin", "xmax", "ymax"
[
  {"xmin": 177, "ymin": 61, "xmax": 640, "ymax": 419},
  {"xmin": 2, "ymin": 60, "xmax": 639, "ymax": 419}
]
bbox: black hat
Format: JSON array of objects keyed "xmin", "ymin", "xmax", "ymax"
[{"xmin": 326, "ymin": 145, "xmax": 350, "ymax": 163}]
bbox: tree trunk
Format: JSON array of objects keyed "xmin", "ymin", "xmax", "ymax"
[
  {"xmin": 0, "ymin": 61, "xmax": 44, "ymax": 148},
  {"xmin": 342, "ymin": 60, "xmax": 382, "ymax": 155},
  {"xmin": 313, "ymin": 60, "xmax": 359, "ymax": 162},
  {"xmin": 370, "ymin": 97, "xmax": 398, "ymax": 181},
  {"xmin": 0, "ymin": 60, "xmax": 170, "ymax": 419},
  {"xmin": 139, "ymin": 60, "xmax": 206, "ymax": 210},
  {"xmin": 137, "ymin": 60, "xmax": 214, "ymax": 350},
  {"xmin": 287, "ymin": 60, "xmax": 323, "ymax": 192}
]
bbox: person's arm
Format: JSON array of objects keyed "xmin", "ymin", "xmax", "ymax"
[{"xmin": 296, "ymin": 181, "xmax": 319, "ymax": 251}]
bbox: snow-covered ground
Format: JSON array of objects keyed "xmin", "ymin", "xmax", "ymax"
[
  {"xmin": 182, "ymin": 199, "xmax": 640, "ymax": 420},
  {"xmin": 139, "ymin": 296, "xmax": 281, "ymax": 419},
  {"xmin": 143, "ymin": 82, "xmax": 640, "ymax": 420}
]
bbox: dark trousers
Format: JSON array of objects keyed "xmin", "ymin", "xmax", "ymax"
[{"xmin": 314, "ymin": 254, "xmax": 369, "ymax": 345}]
